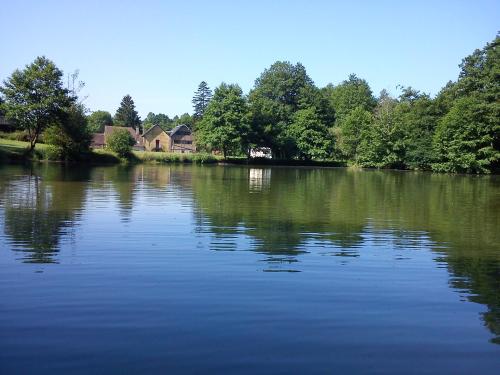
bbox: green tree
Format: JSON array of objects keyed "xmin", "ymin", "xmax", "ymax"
[
  {"xmin": 357, "ymin": 93, "xmax": 404, "ymax": 168},
  {"xmin": 196, "ymin": 83, "xmax": 249, "ymax": 158},
  {"xmin": 0, "ymin": 56, "xmax": 74, "ymax": 151},
  {"xmin": 287, "ymin": 108, "xmax": 333, "ymax": 160},
  {"xmin": 395, "ymin": 89, "xmax": 439, "ymax": 169},
  {"xmin": 174, "ymin": 113, "xmax": 194, "ymax": 129},
  {"xmin": 432, "ymin": 96, "xmax": 499, "ymax": 173},
  {"xmin": 325, "ymin": 74, "xmax": 376, "ymax": 122},
  {"xmin": 248, "ymin": 61, "xmax": 315, "ymax": 158},
  {"xmin": 87, "ymin": 110, "xmax": 112, "ymax": 133},
  {"xmin": 192, "ymin": 81, "xmax": 212, "ymax": 119},
  {"xmin": 455, "ymin": 35, "xmax": 499, "ymax": 101},
  {"xmin": 142, "ymin": 112, "xmax": 173, "ymax": 132},
  {"xmin": 106, "ymin": 128, "xmax": 136, "ymax": 157},
  {"xmin": 114, "ymin": 94, "xmax": 141, "ymax": 130},
  {"xmin": 337, "ymin": 106, "xmax": 373, "ymax": 161},
  {"xmin": 432, "ymin": 34, "xmax": 500, "ymax": 173},
  {"xmin": 44, "ymin": 104, "xmax": 92, "ymax": 160}
]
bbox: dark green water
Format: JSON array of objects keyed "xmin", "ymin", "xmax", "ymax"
[{"xmin": 0, "ymin": 164, "xmax": 499, "ymax": 374}]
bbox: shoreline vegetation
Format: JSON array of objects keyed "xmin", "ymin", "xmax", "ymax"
[
  {"xmin": 0, "ymin": 138, "xmax": 221, "ymax": 165},
  {"xmin": 0, "ymin": 136, "xmax": 497, "ymax": 172},
  {"xmin": 0, "ymin": 138, "xmax": 346, "ymax": 167},
  {"xmin": 0, "ymin": 35, "xmax": 498, "ymax": 174}
]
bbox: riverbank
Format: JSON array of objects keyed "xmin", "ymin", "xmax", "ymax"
[
  {"xmin": 0, "ymin": 138, "xmax": 345, "ymax": 168},
  {"xmin": 2, "ymin": 138, "xmax": 497, "ymax": 174},
  {"xmin": 0, "ymin": 138, "xmax": 221, "ymax": 165}
]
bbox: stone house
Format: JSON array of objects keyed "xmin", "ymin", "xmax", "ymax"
[
  {"xmin": 91, "ymin": 124, "xmax": 195, "ymax": 153},
  {"xmin": 142, "ymin": 124, "xmax": 195, "ymax": 153}
]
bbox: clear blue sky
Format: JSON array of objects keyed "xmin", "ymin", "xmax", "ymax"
[{"xmin": 1, "ymin": 0, "xmax": 498, "ymax": 118}]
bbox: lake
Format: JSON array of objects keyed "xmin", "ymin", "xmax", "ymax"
[{"xmin": 0, "ymin": 164, "xmax": 499, "ymax": 374}]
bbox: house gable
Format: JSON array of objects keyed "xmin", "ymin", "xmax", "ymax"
[{"xmin": 142, "ymin": 124, "xmax": 170, "ymax": 151}]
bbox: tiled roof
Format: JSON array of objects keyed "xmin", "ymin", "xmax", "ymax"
[
  {"xmin": 142, "ymin": 124, "xmax": 164, "ymax": 137},
  {"xmin": 169, "ymin": 124, "xmax": 192, "ymax": 136}
]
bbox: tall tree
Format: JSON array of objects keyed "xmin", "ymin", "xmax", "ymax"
[
  {"xmin": 287, "ymin": 108, "xmax": 334, "ymax": 160},
  {"xmin": 432, "ymin": 35, "xmax": 500, "ymax": 173},
  {"xmin": 337, "ymin": 106, "xmax": 373, "ymax": 162},
  {"xmin": 325, "ymin": 74, "xmax": 376, "ymax": 122},
  {"xmin": 248, "ymin": 61, "xmax": 315, "ymax": 158},
  {"xmin": 0, "ymin": 56, "xmax": 74, "ymax": 150},
  {"xmin": 433, "ymin": 96, "xmax": 499, "ymax": 174},
  {"xmin": 192, "ymin": 81, "xmax": 212, "ymax": 119},
  {"xmin": 114, "ymin": 94, "xmax": 141, "ymax": 130},
  {"xmin": 196, "ymin": 83, "xmax": 249, "ymax": 158}
]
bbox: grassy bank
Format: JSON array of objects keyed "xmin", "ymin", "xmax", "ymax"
[{"xmin": 0, "ymin": 138, "xmax": 220, "ymax": 165}]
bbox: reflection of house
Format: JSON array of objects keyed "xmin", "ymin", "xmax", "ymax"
[
  {"xmin": 249, "ymin": 168, "xmax": 271, "ymax": 191},
  {"xmin": 91, "ymin": 126, "xmax": 143, "ymax": 150},
  {"xmin": 142, "ymin": 124, "xmax": 195, "ymax": 153},
  {"xmin": 91, "ymin": 124, "xmax": 195, "ymax": 153}
]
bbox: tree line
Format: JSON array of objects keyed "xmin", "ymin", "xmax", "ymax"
[
  {"xmin": 195, "ymin": 35, "xmax": 499, "ymax": 173},
  {"xmin": 0, "ymin": 34, "xmax": 498, "ymax": 172}
]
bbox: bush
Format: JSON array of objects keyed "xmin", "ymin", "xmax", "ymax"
[
  {"xmin": 106, "ymin": 129, "xmax": 135, "ymax": 157},
  {"xmin": 43, "ymin": 104, "xmax": 92, "ymax": 161}
]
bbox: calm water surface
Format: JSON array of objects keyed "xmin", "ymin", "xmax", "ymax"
[{"xmin": 0, "ymin": 164, "xmax": 499, "ymax": 374}]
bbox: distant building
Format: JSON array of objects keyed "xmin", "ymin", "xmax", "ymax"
[
  {"xmin": 142, "ymin": 124, "xmax": 195, "ymax": 153},
  {"xmin": 168, "ymin": 124, "xmax": 195, "ymax": 153},
  {"xmin": 142, "ymin": 124, "xmax": 171, "ymax": 152},
  {"xmin": 250, "ymin": 147, "xmax": 272, "ymax": 159},
  {"xmin": 91, "ymin": 124, "xmax": 195, "ymax": 153}
]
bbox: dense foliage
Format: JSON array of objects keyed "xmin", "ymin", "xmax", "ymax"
[
  {"xmin": 143, "ymin": 112, "xmax": 173, "ymax": 132},
  {"xmin": 209, "ymin": 35, "xmax": 497, "ymax": 173},
  {"xmin": 196, "ymin": 83, "xmax": 249, "ymax": 158},
  {"xmin": 87, "ymin": 110, "xmax": 112, "ymax": 133},
  {"xmin": 106, "ymin": 128, "xmax": 136, "ymax": 157},
  {"xmin": 44, "ymin": 104, "xmax": 92, "ymax": 160},
  {"xmin": 0, "ymin": 56, "xmax": 74, "ymax": 150}
]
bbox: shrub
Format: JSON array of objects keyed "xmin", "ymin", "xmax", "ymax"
[
  {"xmin": 43, "ymin": 104, "xmax": 92, "ymax": 161},
  {"xmin": 106, "ymin": 129, "xmax": 135, "ymax": 157}
]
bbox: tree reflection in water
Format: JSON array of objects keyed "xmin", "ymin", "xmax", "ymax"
[{"xmin": 0, "ymin": 164, "xmax": 498, "ymax": 343}]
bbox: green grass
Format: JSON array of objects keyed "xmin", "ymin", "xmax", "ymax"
[
  {"xmin": 0, "ymin": 138, "xmax": 220, "ymax": 165},
  {"xmin": 0, "ymin": 138, "xmax": 46, "ymax": 162},
  {"xmin": 133, "ymin": 150, "xmax": 220, "ymax": 164}
]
